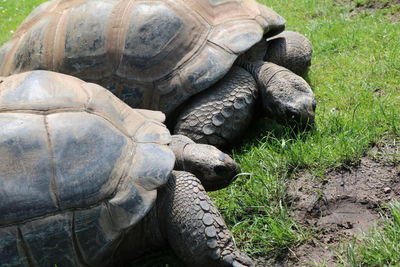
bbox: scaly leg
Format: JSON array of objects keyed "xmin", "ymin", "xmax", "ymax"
[
  {"xmin": 173, "ymin": 66, "xmax": 258, "ymax": 148},
  {"xmin": 158, "ymin": 171, "xmax": 253, "ymax": 267}
]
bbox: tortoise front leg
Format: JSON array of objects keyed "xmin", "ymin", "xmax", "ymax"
[
  {"xmin": 158, "ymin": 171, "xmax": 253, "ymax": 267},
  {"xmin": 173, "ymin": 66, "xmax": 258, "ymax": 149}
]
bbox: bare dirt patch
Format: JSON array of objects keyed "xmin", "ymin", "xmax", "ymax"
[
  {"xmin": 284, "ymin": 141, "xmax": 400, "ymax": 266},
  {"xmin": 353, "ymin": 0, "xmax": 400, "ymax": 10},
  {"xmin": 336, "ymin": 0, "xmax": 400, "ymax": 22}
]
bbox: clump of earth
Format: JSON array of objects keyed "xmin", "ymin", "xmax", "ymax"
[{"xmin": 282, "ymin": 138, "xmax": 399, "ymax": 266}]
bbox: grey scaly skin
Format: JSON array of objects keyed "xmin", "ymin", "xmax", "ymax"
[
  {"xmin": 240, "ymin": 60, "xmax": 316, "ymax": 126},
  {"xmin": 265, "ymin": 31, "xmax": 313, "ymax": 77},
  {"xmin": 114, "ymin": 171, "xmax": 253, "ymax": 267},
  {"xmin": 168, "ymin": 135, "xmax": 240, "ymax": 191},
  {"xmin": 161, "ymin": 171, "xmax": 252, "ymax": 267},
  {"xmin": 173, "ymin": 67, "xmax": 258, "ymax": 149},
  {"xmin": 174, "ymin": 31, "xmax": 316, "ymax": 148},
  {"xmin": 113, "ymin": 137, "xmax": 250, "ymax": 266},
  {"xmin": 241, "ymin": 33, "xmax": 315, "ymax": 125}
]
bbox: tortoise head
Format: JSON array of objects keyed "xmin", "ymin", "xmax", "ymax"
[{"xmin": 168, "ymin": 135, "xmax": 240, "ymax": 191}]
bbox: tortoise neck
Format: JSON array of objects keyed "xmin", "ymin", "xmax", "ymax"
[
  {"xmin": 237, "ymin": 37, "xmax": 268, "ymax": 64},
  {"xmin": 235, "ymin": 37, "xmax": 268, "ymax": 79}
]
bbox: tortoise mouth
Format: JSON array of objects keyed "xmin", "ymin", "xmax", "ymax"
[
  {"xmin": 199, "ymin": 161, "xmax": 240, "ymax": 192},
  {"xmin": 201, "ymin": 177, "xmax": 233, "ymax": 192}
]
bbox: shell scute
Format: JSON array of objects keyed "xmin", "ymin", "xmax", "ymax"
[
  {"xmin": 0, "ymin": 113, "xmax": 57, "ymax": 226},
  {"xmin": 122, "ymin": 2, "xmax": 184, "ymax": 69},
  {"xmin": 116, "ymin": 0, "xmax": 209, "ymax": 84},
  {"xmin": 0, "ymin": 0, "xmax": 282, "ymax": 116},
  {"xmin": 63, "ymin": 1, "xmax": 114, "ymax": 79},
  {"xmin": 12, "ymin": 17, "xmax": 50, "ymax": 74},
  {"xmin": 0, "ymin": 71, "xmax": 86, "ymax": 111},
  {"xmin": 158, "ymin": 43, "xmax": 236, "ymax": 112},
  {"xmin": 209, "ymin": 20, "xmax": 264, "ymax": 54},
  {"xmin": 0, "ymin": 226, "xmax": 25, "ymax": 266},
  {"xmin": 74, "ymin": 204, "xmax": 120, "ymax": 265},
  {"xmin": 129, "ymin": 143, "xmax": 175, "ymax": 191},
  {"xmin": 47, "ymin": 112, "xmax": 127, "ymax": 210},
  {"xmin": 0, "ymin": 71, "xmax": 175, "ymax": 265},
  {"xmin": 18, "ymin": 213, "xmax": 80, "ymax": 266}
]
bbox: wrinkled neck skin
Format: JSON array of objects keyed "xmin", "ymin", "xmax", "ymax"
[
  {"xmin": 235, "ymin": 36, "xmax": 316, "ymax": 127},
  {"xmin": 235, "ymin": 38, "xmax": 270, "ymax": 80},
  {"xmin": 238, "ymin": 37, "xmax": 268, "ymax": 64}
]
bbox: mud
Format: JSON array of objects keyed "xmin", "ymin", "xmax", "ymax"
[{"xmin": 283, "ymin": 139, "xmax": 399, "ymax": 266}]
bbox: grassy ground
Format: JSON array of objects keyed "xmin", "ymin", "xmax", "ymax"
[
  {"xmin": 212, "ymin": 0, "xmax": 400, "ymax": 263},
  {"xmin": 338, "ymin": 201, "xmax": 400, "ymax": 266},
  {"xmin": 0, "ymin": 0, "xmax": 399, "ymax": 265}
]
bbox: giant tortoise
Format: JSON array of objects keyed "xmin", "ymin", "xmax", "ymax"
[
  {"xmin": 0, "ymin": 0, "xmax": 316, "ymax": 147},
  {"xmin": 0, "ymin": 70, "xmax": 252, "ymax": 266}
]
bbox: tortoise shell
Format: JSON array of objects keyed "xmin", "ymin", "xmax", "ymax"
[
  {"xmin": 0, "ymin": 0, "xmax": 284, "ymax": 114},
  {"xmin": 0, "ymin": 70, "xmax": 174, "ymax": 266}
]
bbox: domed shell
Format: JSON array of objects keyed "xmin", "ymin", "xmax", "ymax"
[
  {"xmin": 0, "ymin": 0, "xmax": 285, "ymax": 114},
  {"xmin": 0, "ymin": 71, "xmax": 175, "ymax": 266}
]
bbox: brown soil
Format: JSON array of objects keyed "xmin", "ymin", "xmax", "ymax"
[
  {"xmin": 354, "ymin": 0, "xmax": 400, "ymax": 10},
  {"xmin": 337, "ymin": 0, "xmax": 400, "ymax": 22},
  {"xmin": 135, "ymin": 139, "xmax": 399, "ymax": 267},
  {"xmin": 280, "ymin": 140, "xmax": 400, "ymax": 266}
]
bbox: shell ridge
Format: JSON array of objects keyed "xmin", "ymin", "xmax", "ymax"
[
  {"xmin": 134, "ymin": 109, "xmax": 166, "ymax": 123},
  {"xmin": 43, "ymin": 115, "xmax": 61, "ymax": 210},
  {"xmin": 71, "ymin": 211, "xmax": 90, "ymax": 267},
  {"xmin": 13, "ymin": 0, "xmax": 60, "ymax": 38},
  {"xmin": 82, "ymin": 110, "xmax": 131, "ymax": 142},
  {"xmin": 44, "ymin": 13, "xmax": 62, "ymax": 70},
  {"xmin": 52, "ymin": 9, "xmax": 69, "ymax": 71},
  {"xmin": 0, "ymin": 108, "xmax": 169, "ymax": 145},
  {"xmin": 79, "ymin": 82, "xmax": 92, "ymax": 110},
  {"xmin": 0, "ymin": 108, "xmax": 135, "ymax": 144},
  {"xmin": 129, "ymin": 112, "xmax": 158, "ymax": 143},
  {"xmin": 206, "ymin": 39, "xmax": 235, "ymax": 55},
  {"xmin": 16, "ymin": 226, "xmax": 36, "ymax": 266},
  {"xmin": 0, "ymin": 194, "xmax": 119, "ymax": 229},
  {"xmin": 105, "ymin": 0, "xmax": 136, "ymax": 75},
  {"xmin": 1, "ymin": 35, "xmax": 24, "ymax": 76},
  {"xmin": 110, "ymin": 137, "xmax": 137, "ymax": 203}
]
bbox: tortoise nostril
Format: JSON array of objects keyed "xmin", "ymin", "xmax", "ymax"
[
  {"xmin": 214, "ymin": 165, "xmax": 228, "ymax": 177},
  {"xmin": 312, "ymin": 100, "xmax": 317, "ymax": 111}
]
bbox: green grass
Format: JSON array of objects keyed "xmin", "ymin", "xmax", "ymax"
[
  {"xmin": 0, "ymin": 0, "xmax": 48, "ymax": 44},
  {"xmin": 210, "ymin": 0, "xmax": 400, "ymax": 261},
  {"xmin": 339, "ymin": 201, "xmax": 400, "ymax": 266},
  {"xmin": 1, "ymin": 0, "xmax": 399, "ymax": 265}
]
